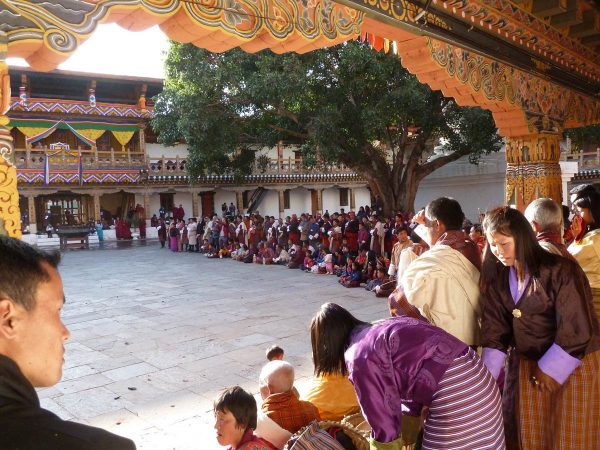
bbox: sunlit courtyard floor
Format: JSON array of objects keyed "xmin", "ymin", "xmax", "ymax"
[{"xmin": 39, "ymin": 242, "xmax": 387, "ymax": 449}]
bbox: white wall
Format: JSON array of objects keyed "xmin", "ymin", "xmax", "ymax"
[
  {"xmin": 214, "ymin": 191, "xmax": 236, "ymax": 215},
  {"xmin": 149, "ymin": 195, "xmax": 162, "ymax": 218},
  {"xmin": 146, "ymin": 143, "xmax": 188, "ymax": 159},
  {"xmin": 414, "ymin": 152, "xmax": 506, "ymax": 223},
  {"xmin": 286, "ymin": 188, "xmax": 310, "ymax": 216},
  {"xmin": 353, "ymin": 187, "xmax": 371, "ymax": 210},
  {"xmin": 173, "ymin": 192, "xmax": 193, "ymax": 219},
  {"xmin": 322, "ymin": 189, "xmax": 341, "ymax": 214},
  {"xmin": 259, "ymin": 190, "xmax": 280, "ymax": 217}
]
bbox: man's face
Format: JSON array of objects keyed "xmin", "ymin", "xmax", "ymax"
[
  {"xmin": 11, "ymin": 263, "xmax": 70, "ymax": 387},
  {"xmin": 398, "ymin": 230, "xmax": 408, "ymax": 242}
]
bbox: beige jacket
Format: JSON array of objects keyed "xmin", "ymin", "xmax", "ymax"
[{"xmin": 400, "ymin": 244, "xmax": 481, "ymax": 345}]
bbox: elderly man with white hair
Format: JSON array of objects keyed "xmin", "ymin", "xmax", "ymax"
[
  {"xmin": 524, "ymin": 198, "xmax": 572, "ymax": 258},
  {"xmin": 258, "ymin": 360, "xmax": 320, "ymax": 434}
]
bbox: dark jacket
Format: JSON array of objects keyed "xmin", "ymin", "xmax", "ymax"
[{"xmin": 0, "ymin": 355, "xmax": 136, "ymax": 450}]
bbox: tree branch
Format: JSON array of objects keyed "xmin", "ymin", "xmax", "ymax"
[
  {"xmin": 417, "ymin": 147, "xmax": 471, "ymax": 179},
  {"xmin": 266, "ymin": 124, "xmax": 308, "ymax": 140}
]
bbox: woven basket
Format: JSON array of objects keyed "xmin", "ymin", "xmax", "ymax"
[
  {"xmin": 284, "ymin": 419, "xmax": 369, "ymax": 450},
  {"xmin": 319, "ymin": 420, "xmax": 370, "ymax": 450},
  {"xmin": 341, "ymin": 412, "xmax": 420, "ymax": 450}
]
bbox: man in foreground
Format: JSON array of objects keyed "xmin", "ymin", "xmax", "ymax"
[{"xmin": 0, "ymin": 236, "xmax": 136, "ymax": 449}]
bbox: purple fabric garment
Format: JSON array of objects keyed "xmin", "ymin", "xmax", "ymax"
[
  {"xmin": 482, "ymin": 347, "xmax": 507, "ymax": 380},
  {"xmin": 344, "ymin": 317, "xmax": 467, "ymax": 444},
  {"xmin": 538, "ymin": 343, "xmax": 581, "ymax": 384},
  {"xmin": 509, "ymin": 267, "xmax": 530, "ymax": 304}
]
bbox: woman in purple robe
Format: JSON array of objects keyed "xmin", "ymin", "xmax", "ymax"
[{"xmin": 310, "ymin": 303, "xmax": 505, "ymax": 450}]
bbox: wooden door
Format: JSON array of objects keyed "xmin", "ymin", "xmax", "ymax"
[{"xmin": 201, "ymin": 192, "xmax": 215, "ymax": 218}]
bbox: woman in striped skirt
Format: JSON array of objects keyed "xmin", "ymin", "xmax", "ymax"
[
  {"xmin": 310, "ymin": 303, "xmax": 505, "ymax": 450},
  {"xmin": 481, "ymin": 206, "xmax": 600, "ymax": 449}
]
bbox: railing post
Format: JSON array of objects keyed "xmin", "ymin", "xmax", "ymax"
[
  {"xmin": 176, "ymin": 155, "xmax": 180, "ymax": 173},
  {"xmin": 161, "ymin": 155, "xmax": 166, "ymax": 174},
  {"xmin": 25, "ymin": 147, "xmax": 31, "ymax": 168},
  {"xmin": 110, "ymin": 147, "xmax": 115, "ymax": 163}
]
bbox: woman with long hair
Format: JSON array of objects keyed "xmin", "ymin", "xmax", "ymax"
[
  {"xmin": 310, "ymin": 303, "xmax": 505, "ymax": 450},
  {"xmin": 568, "ymin": 184, "xmax": 600, "ymax": 318},
  {"xmin": 480, "ymin": 206, "xmax": 600, "ymax": 449}
]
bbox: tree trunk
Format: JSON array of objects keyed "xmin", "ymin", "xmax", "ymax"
[{"xmin": 363, "ymin": 166, "xmax": 421, "ymax": 217}]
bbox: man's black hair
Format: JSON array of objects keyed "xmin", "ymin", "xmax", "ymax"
[
  {"xmin": 214, "ymin": 386, "xmax": 257, "ymax": 430},
  {"xmin": 425, "ymin": 197, "xmax": 465, "ymax": 230},
  {"xmin": 0, "ymin": 236, "xmax": 61, "ymax": 310}
]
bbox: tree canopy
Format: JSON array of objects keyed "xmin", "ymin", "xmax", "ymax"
[{"xmin": 152, "ymin": 40, "xmax": 502, "ymax": 214}]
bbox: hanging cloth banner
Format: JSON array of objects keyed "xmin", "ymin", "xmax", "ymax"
[
  {"xmin": 25, "ymin": 120, "xmax": 96, "ymax": 147},
  {"xmin": 16, "ymin": 126, "xmax": 49, "ymax": 138},
  {"xmin": 111, "ymin": 130, "xmax": 135, "ymax": 151},
  {"xmin": 77, "ymin": 128, "xmax": 106, "ymax": 142}
]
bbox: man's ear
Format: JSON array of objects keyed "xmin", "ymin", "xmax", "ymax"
[{"xmin": 0, "ymin": 299, "xmax": 20, "ymax": 340}]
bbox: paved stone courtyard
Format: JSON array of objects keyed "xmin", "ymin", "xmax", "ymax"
[{"xmin": 39, "ymin": 242, "xmax": 388, "ymax": 449}]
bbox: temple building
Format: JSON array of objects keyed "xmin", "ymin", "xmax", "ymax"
[{"xmin": 8, "ymin": 68, "xmax": 371, "ymax": 237}]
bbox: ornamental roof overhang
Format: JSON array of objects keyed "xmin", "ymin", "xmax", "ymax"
[{"xmin": 0, "ymin": 0, "xmax": 599, "ymax": 137}]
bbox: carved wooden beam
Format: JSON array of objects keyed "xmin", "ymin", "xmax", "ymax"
[
  {"xmin": 569, "ymin": 12, "xmax": 600, "ymax": 37},
  {"xmin": 550, "ymin": 0, "xmax": 584, "ymax": 27},
  {"xmin": 532, "ymin": 0, "xmax": 568, "ymax": 17}
]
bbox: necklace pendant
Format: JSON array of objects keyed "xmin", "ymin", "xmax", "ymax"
[{"xmin": 512, "ymin": 308, "xmax": 522, "ymax": 319}]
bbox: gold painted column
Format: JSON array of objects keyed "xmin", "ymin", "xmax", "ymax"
[
  {"xmin": 505, "ymin": 133, "xmax": 562, "ymax": 211},
  {"xmin": 143, "ymin": 192, "xmax": 150, "ymax": 225},
  {"xmin": 0, "ymin": 32, "xmax": 21, "ymax": 238}
]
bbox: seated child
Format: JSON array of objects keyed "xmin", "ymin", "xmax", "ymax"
[
  {"xmin": 340, "ymin": 262, "xmax": 361, "ymax": 288},
  {"xmin": 214, "ymin": 386, "xmax": 277, "ymax": 450},
  {"xmin": 365, "ymin": 267, "xmax": 388, "ymax": 291},
  {"xmin": 199, "ymin": 239, "xmax": 210, "ymax": 254},
  {"xmin": 272, "ymin": 245, "xmax": 290, "ymax": 265}
]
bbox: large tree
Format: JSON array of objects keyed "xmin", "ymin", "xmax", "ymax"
[{"xmin": 152, "ymin": 41, "xmax": 502, "ymax": 215}]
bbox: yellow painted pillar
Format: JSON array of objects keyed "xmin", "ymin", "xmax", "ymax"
[
  {"xmin": 0, "ymin": 33, "xmax": 21, "ymax": 238},
  {"xmin": 505, "ymin": 133, "xmax": 562, "ymax": 211},
  {"xmin": 92, "ymin": 192, "xmax": 101, "ymax": 222}
]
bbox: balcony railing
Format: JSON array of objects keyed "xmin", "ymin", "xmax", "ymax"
[
  {"xmin": 561, "ymin": 149, "xmax": 600, "ymax": 169},
  {"xmin": 147, "ymin": 156, "xmax": 354, "ymax": 176},
  {"xmin": 15, "ymin": 148, "xmax": 147, "ymax": 170}
]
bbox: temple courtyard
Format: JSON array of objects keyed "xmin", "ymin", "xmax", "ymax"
[{"xmin": 38, "ymin": 242, "xmax": 387, "ymax": 449}]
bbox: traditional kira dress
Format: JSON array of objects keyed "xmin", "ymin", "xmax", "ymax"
[{"xmin": 482, "ymin": 255, "xmax": 600, "ymax": 450}]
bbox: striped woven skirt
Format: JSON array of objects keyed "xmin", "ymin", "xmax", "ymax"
[
  {"xmin": 422, "ymin": 348, "xmax": 506, "ymax": 450},
  {"xmin": 515, "ymin": 350, "xmax": 600, "ymax": 450}
]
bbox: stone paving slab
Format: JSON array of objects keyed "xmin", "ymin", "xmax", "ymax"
[{"xmin": 42, "ymin": 244, "xmax": 389, "ymax": 449}]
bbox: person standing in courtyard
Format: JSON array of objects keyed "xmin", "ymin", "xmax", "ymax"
[
  {"xmin": 187, "ymin": 217, "xmax": 198, "ymax": 252},
  {"xmin": 157, "ymin": 218, "xmax": 167, "ymax": 248},
  {"xmin": 0, "ymin": 236, "xmax": 136, "ymax": 449},
  {"xmin": 481, "ymin": 206, "xmax": 600, "ymax": 449}
]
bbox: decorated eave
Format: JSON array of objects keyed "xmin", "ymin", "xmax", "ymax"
[{"xmin": 9, "ymin": 98, "xmax": 152, "ymax": 119}]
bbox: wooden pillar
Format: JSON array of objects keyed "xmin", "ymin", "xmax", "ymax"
[
  {"xmin": 143, "ymin": 192, "xmax": 150, "ymax": 225},
  {"xmin": 192, "ymin": 191, "xmax": 200, "ymax": 218},
  {"xmin": 27, "ymin": 194, "xmax": 37, "ymax": 233},
  {"xmin": 317, "ymin": 188, "xmax": 323, "ymax": 214},
  {"xmin": 235, "ymin": 190, "xmax": 244, "ymax": 215},
  {"xmin": 349, "ymin": 188, "xmax": 356, "ymax": 210},
  {"xmin": 0, "ymin": 32, "xmax": 21, "ymax": 238},
  {"xmin": 92, "ymin": 192, "xmax": 101, "ymax": 222},
  {"xmin": 505, "ymin": 133, "xmax": 562, "ymax": 211},
  {"xmin": 278, "ymin": 189, "xmax": 285, "ymax": 215}
]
